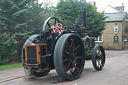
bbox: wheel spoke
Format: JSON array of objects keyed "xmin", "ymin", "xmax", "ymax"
[
  {"xmin": 85, "ymin": 41, "xmax": 89, "ymax": 48},
  {"xmin": 97, "ymin": 49, "xmax": 100, "ymax": 54},
  {"xmin": 65, "ymin": 42, "xmax": 70, "ymax": 50},
  {"xmin": 66, "ymin": 62, "xmax": 71, "ymax": 71},
  {"xmin": 70, "ymin": 68, "xmax": 73, "ymax": 75},
  {"xmin": 63, "ymin": 58, "xmax": 68, "ymax": 62},
  {"xmin": 54, "ymin": 19, "xmax": 57, "ymax": 25},
  {"xmin": 99, "ymin": 51, "xmax": 102, "ymax": 55},
  {"xmin": 97, "ymin": 49, "xmax": 102, "ymax": 56},
  {"xmin": 64, "ymin": 50, "xmax": 69, "ymax": 54},
  {"xmin": 73, "ymin": 64, "xmax": 79, "ymax": 70},
  {"xmin": 67, "ymin": 42, "xmax": 70, "ymax": 47},
  {"xmin": 64, "ymin": 63, "xmax": 67, "ymax": 71},
  {"xmin": 76, "ymin": 56, "xmax": 82, "ymax": 59},
  {"xmin": 97, "ymin": 59, "xmax": 101, "ymax": 67},
  {"xmin": 69, "ymin": 39, "xmax": 74, "ymax": 50},
  {"xmin": 47, "ymin": 22, "xmax": 51, "ymax": 28},
  {"xmin": 73, "ymin": 45, "xmax": 80, "ymax": 52}
]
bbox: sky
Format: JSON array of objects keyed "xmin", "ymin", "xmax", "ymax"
[
  {"xmin": 40, "ymin": 0, "xmax": 128, "ymax": 12},
  {"xmin": 86, "ymin": 0, "xmax": 128, "ymax": 12}
]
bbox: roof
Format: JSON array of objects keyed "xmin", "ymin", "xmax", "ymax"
[
  {"xmin": 104, "ymin": 12, "xmax": 127, "ymax": 22},
  {"xmin": 115, "ymin": 6, "xmax": 124, "ymax": 12},
  {"xmin": 100, "ymin": 5, "xmax": 120, "ymax": 13}
]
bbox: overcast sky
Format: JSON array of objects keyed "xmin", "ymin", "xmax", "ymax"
[{"xmin": 40, "ymin": 0, "xmax": 128, "ymax": 12}]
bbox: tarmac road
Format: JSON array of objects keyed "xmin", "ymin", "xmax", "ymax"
[{"xmin": 0, "ymin": 50, "xmax": 128, "ymax": 85}]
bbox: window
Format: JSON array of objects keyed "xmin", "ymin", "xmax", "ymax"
[{"xmin": 95, "ymin": 35, "xmax": 103, "ymax": 42}]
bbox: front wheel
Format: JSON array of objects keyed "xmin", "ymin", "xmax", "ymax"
[
  {"xmin": 21, "ymin": 34, "xmax": 50, "ymax": 77},
  {"xmin": 92, "ymin": 45, "xmax": 105, "ymax": 71},
  {"xmin": 54, "ymin": 34, "xmax": 86, "ymax": 80}
]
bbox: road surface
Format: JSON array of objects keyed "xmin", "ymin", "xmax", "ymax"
[{"xmin": 0, "ymin": 50, "xmax": 128, "ymax": 85}]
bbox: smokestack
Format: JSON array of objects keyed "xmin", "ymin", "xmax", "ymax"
[
  {"xmin": 80, "ymin": 9, "xmax": 87, "ymax": 29},
  {"xmin": 93, "ymin": 2, "xmax": 97, "ymax": 9},
  {"xmin": 122, "ymin": 3, "xmax": 124, "ymax": 6},
  {"xmin": 115, "ymin": 3, "xmax": 125, "ymax": 12}
]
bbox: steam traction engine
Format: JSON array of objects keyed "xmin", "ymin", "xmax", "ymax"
[{"xmin": 21, "ymin": 9, "xmax": 105, "ymax": 81}]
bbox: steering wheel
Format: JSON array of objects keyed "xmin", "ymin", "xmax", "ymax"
[{"xmin": 53, "ymin": 23, "xmax": 63, "ymax": 33}]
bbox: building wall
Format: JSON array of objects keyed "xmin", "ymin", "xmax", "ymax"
[
  {"xmin": 98, "ymin": 22, "xmax": 123, "ymax": 49},
  {"xmin": 122, "ymin": 15, "xmax": 128, "ymax": 48},
  {"xmin": 122, "ymin": 16, "xmax": 127, "ymax": 34}
]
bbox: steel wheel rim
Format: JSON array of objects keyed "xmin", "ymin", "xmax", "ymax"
[
  {"xmin": 62, "ymin": 35, "xmax": 85, "ymax": 79},
  {"xmin": 54, "ymin": 34, "xmax": 85, "ymax": 80},
  {"xmin": 92, "ymin": 45, "xmax": 105, "ymax": 71}
]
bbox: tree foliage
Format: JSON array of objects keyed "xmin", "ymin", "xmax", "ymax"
[
  {"xmin": 0, "ymin": 0, "xmax": 53, "ymax": 64},
  {"xmin": 56, "ymin": 0, "xmax": 106, "ymax": 37},
  {"xmin": 55, "ymin": 0, "xmax": 80, "ymax": 25}
]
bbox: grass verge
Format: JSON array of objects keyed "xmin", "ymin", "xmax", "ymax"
[{"xmin": 0, "ymin": 63, "xmax": 22, "ymax": 71}]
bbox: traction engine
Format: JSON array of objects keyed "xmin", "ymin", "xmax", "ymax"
[{"xmin": 21, "ymin": 9, "xmax": 105, "ymax": 81}]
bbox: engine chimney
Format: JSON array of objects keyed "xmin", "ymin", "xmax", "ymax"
[{"xmin": 80, "ymin": 9, "xmax": 87, "ymax": 29}]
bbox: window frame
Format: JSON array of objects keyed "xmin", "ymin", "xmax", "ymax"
[{"xmin": 95, "ymin": 35, "xmax": 103, "ymax": 42}]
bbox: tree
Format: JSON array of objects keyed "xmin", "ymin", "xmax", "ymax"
[
  {"xmin": 0, "ymin": 0, "xmax": 44, "ymax": 64},
  {"xmin": 0, "ymin": 0, "xmax": 29, "ymax": 64},
  {"xmin": 55, "ymin": 0, "xmax": 106, "ymax": 37},
  {"xmin": 55, "ymin": 0, "xmax": 79, "ymax": 25},
  {"xmin": 0, "ymin": 0, "xmax": 55, "ymax": 64},
  {"xmin": 86, "ymin": 4, "xmax": 106, "ymax": 37}
]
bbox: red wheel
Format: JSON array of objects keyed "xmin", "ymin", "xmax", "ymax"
[{"xmin": 53, "ymin": 23, "xmax": 63, "ymax": 33}]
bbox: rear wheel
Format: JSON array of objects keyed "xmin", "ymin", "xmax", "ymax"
[
  {"xmin": 92, "ymin": 45, "xmax": 105, "ymax": 71},
  {"xmin": 54, "ymin": 34, "xmax": 85, "ymax": 80}
]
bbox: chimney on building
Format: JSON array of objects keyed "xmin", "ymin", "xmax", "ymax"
[
  {"xmin": 122, "ymin": 3, "xmax": 124, "ymax": 6},
  {"xmin": 93, "ymin": 2, "xmax": 97, "ymax": 9},
  {"xmin": 115, "ymin": 3, "xmax": 124, "ymax": 12}
]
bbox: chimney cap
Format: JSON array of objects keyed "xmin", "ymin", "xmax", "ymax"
[
  {"xmin": 93, "ymin": 2, "xmax": 97, "ymax": 9},
  {"xmin": 122, "ymin": 3, "xmax": 124, "ymax": 6},
  {"xmin": 93, "ymin": 2, "xmax": 96, "ymax": 6}
]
